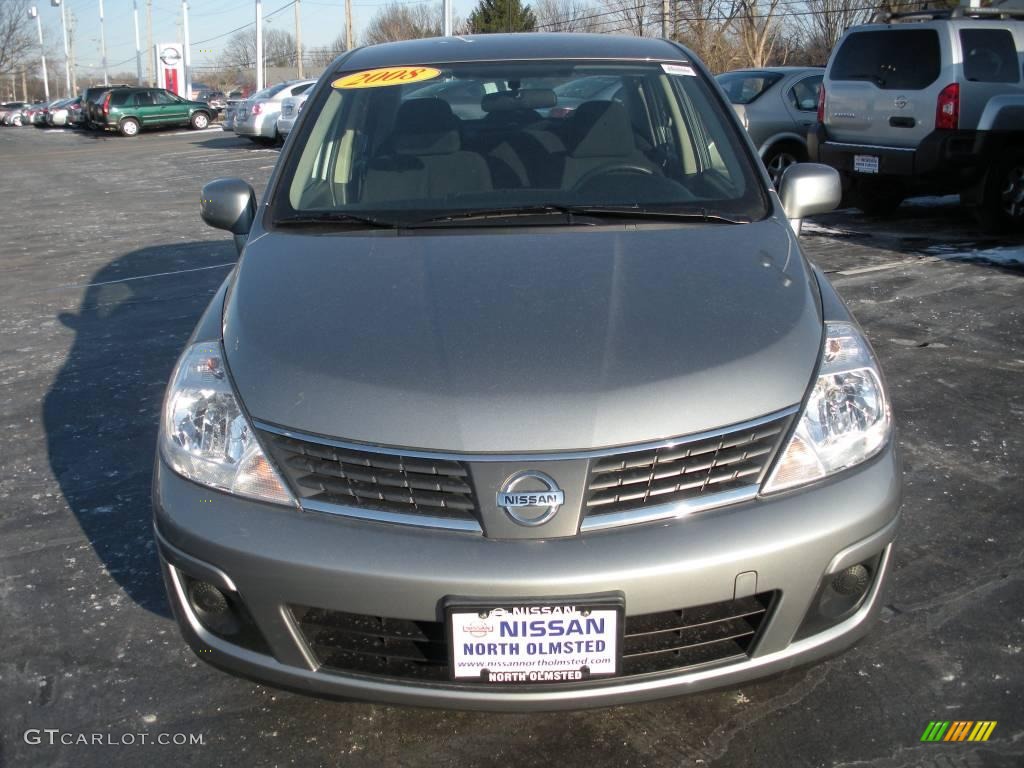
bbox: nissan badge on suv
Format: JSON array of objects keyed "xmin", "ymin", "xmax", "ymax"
[{"xmin": 154, "ymin": 33, "xmax": 901, "ymax": 710}]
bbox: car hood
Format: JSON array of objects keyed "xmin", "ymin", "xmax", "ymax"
[{"xmin": 224, "ymin": 220, "xmax": 821, "ymax": 453}]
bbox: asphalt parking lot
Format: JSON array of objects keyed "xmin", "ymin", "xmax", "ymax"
[{"xmin": 1, "ymin": 124, "xmax": 1022, "ymax": 768}]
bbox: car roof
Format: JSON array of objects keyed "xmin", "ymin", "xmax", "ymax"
[
  {"xmin": 336, "ymin": 33, "xmax": 690, "ymax": 71},
  {"xmin": 719, "ymin": 67, "xmax": 823, "ymax": 75}
]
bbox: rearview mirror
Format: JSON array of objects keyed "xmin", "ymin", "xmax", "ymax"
[
  {"xmin": 200, "ymin": 178, "xmax": 256, "ymax": 254},
  {"xmin": 778, "ymin": 163, "xmax": 841, "ymax": 235}
]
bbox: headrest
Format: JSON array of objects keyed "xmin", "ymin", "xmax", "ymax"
[
  {"xmin": 481, "ymin": 88, "xmax": 557, "ymax": 113},
  {"xmin": 393, "ymin": 98, "xmax": 460, "ymax": 155},
  {"xmin": 567, "ymin": 101, "xmax": 636, "ymax": 158}
]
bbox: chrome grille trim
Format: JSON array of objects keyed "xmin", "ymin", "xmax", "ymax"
[
  {"xmin": 579, "ymin": 486, "xmax": 758, "ymax": 532},
  {"xmin": 253, "ymin": 407, "xmax": 798, "ymax": 463},
  {"xmin": 302, "ymin": 498, "xmax": 483, "ymax": 533}
]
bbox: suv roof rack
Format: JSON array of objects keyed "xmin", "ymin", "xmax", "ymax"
[{"xmin": 872, "ymin": 6, "xmax": 1024, "ymax": 23}]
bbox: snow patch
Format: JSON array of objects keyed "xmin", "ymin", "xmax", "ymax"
[{"xmin": 925, "ymin": 244, "xmax": 1024, "ymax": 266}]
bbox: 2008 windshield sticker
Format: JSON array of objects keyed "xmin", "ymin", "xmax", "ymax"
[
  {"xmin": 662, "ymin": 63, "xmax": 696, "ymax": 77},
  {"xmin": 332, "ymin": 66, "xmax": 442, "ymax": 89}
]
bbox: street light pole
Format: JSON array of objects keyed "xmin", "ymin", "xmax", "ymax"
[
  {"xmin": 255, "ymin": 0, "xmax": 264, "ymax": 91},
  {"xmin": 50, "ymin": 0, "xmax": 71, "ymax": 96},
  {"xmin": 98, "ymin": 0, "xmax": 109, "ymax": 85},
  {"xmin": 27, "ymin": 7, "xmax": 50, "ymax": 101},
  {"xmin": 182, "ymin": 0, "xmax": 191, "ymax": 98},
  {"xmin": 294, "ymin": 0, "xmax": 303, "ymax": 79},
  {"xmin": 443, "ymin": 0, "xmax": 451, "ymax": 36},
  {"xmin": 133, "ymin": 0, "xmax": 142, "ymax": 85}
]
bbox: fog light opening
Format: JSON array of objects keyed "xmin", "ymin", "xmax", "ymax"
[
  {"xmin": 187, "ymin": 579, "xmax": 242, "ymax": 637},
  {"xmin": 794, "ymin": 552, "xmax": 883, "ymax": 641}
]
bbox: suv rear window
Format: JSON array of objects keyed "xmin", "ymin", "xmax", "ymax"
[
  {"xmin": 960, "ymin": 29, "xmax": 1020, "ymax": 84},
  {"xmin": 831, "ymin": 30, "xmax": 941, "ymax": 90}
]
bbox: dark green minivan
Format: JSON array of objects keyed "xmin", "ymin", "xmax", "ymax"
[{"xmin": 99, "ymin": 87, "xmax": 214, "ymax": 136}]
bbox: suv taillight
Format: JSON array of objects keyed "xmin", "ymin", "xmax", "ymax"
[
  {"xmin": 251, "ymin": 103, "xmax": 262, "ymax": 115},
  {"xmin": 817, "ymin": 84, "xmax": 826, "ymax": 124},
  {"xmin": 935, "ymin": 83, "xmax": 959, "ymax": 130},
  {"xmin": 102, "ymin": 93, "xmax": 112, "ymax": 116}
]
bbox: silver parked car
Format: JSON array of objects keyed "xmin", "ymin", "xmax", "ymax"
[
  {"xmin": 157, "ymin": 34, "xmax": 899, "ymax": 711},
  {"xmin": 276, "ymin": 93, "xmax": 309, "ymax": 137},
  {"xmin": 810, "ymin": 7, "xmax": 1024, "ymax": 229},
  {"xmin": 717, "ymin": 67, "xmax": 824, "ymax": 187},
  {"xmin": 234, "ymin": 80, "xmax": 316, "ymax": 144}
]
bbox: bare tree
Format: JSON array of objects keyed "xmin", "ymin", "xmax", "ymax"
[
  {"xmin": 601, "ymin": 0, "xmax": 655, "ymax": 36},
  {"xmin": 673, "ymin": 0, "xmax": 740, "ymax": 73},
  {"xmin": 220, "ymin": 28, "xmax": 297, "ymax": 70},
  {"xmin": 535, "ymin": 0, "xmax": 605, "ymax": 31},
  {"xmin": 364, "ymin": 2, "xmax": 442, "ymax": 44},
  {"xmin": 0, "ymin": 0, "xmax": 34, "ymax": 75},
  {"xmin": 795, "ymin": 0, "xmax": 871, "ymax": 65},
  {"xmin": 734, "ymin": 0, "xmax": 786, "ymax": 68}
]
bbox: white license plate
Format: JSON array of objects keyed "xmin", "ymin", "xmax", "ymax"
[
  {"xmin": 853, "ymin": 154, "xmax": 880, "ymax": 174},
  {"xmin": 449, "ymin": 602, "xmax": 620, "ymax": 683}
]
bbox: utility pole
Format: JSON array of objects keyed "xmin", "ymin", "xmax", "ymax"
[
  {"xmin": 344, "ymin": 0, "xmax": 352, "ymax": 51},
  {"xmin": 133, "ymin": 0, "xmax": 142, "ymax": 84},
  {"xmin": 68, "ymin": 11, "xmax": 76, "ymax": 91},
  {"xmin": 28, "ymin": 7, "xmax": 50, "ymax": 101},
  {"xmin": 443, "ymin": 0, "xmax": 451, "ymax": 35},
  {"xmin": 182, "ymin": 0, "xmax": 191, "ymax": 97},
  {"xmin": 146, "ymin": 0, "xmax": 153, "ymax": 85},
  {"xmin": 255, "ymin": 0, "xmax": 264, "ymax": 91},
  {"xmin": 661, "ymin": 0, "xmax": 668, "ymax": 37},
  {"xmin": 98, "ymin": 0, "xmax": 109, "ymax": 85},
  {"xmin": 51, "ymin": 0, "xmax": 71, "ymax": 96},
  {"xmin": 294, "ymin": 0, "xmax": 303, "ymax": 78}
]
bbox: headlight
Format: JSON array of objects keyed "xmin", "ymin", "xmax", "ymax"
[
  {"xmin": 160, "ymin": 342, "xmax": 296, "ymax": 506},
  {"xmin": 763, "ymin": 321, "xmax": 891, "ymax": 493}
]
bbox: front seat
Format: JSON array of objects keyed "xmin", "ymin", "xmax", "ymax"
[
  {"xmin": 560, "ymin": 100, "xmax": 656, "ymax": 190},
  {"xmin": 363, "ymin": 98, "xmax": 491, "ymax": 203}
]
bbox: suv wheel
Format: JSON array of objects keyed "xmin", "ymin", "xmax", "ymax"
[
  {"xmin": 190, "ymin": 112, "xmax": 210, "ymax": 130},
  {"xmin": 850, "ymin": 179, "xmax": 904, "ymax": 217},
  {"xmin": 764, "ymin": 143, "xmax": 805, "ymax": 189},
  {"xmin": 119, "ymin": 117, "xmax": 140, "ymax": 137},
  {"xmin": 11, "ymin": 115, "xmax": 22, "ymax": 126},
  {"xmin": 975, "ymin": 155, "xmax": 1024, "ymax": 232}
]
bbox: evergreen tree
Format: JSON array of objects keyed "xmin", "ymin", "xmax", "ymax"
[{"xmin": 468, "ymin": 0, "xmax": 538, "ymax": 33}]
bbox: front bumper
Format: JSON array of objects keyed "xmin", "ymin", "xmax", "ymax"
[{"xmin": 154, "ymin": 440, "xmax": 901, "ymax": 710}]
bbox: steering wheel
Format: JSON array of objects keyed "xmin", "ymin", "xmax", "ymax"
[{"xmin": 572, "ymin": 163, "xmax": 655, "ymax": 190}]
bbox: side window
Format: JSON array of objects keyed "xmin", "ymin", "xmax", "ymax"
[
  {"xmin": 960, "ymin": 29, "xmax": 1020, "ymax": 84},
  {"xmin": 110, "ymin": 91, "xmax": 133, "ymax": 107},
  {"xmin": 152, "ymin": 90, "xmax": 175, "ymax": 105},
  {"xmin": 789, "ymin": 76, "xmax": 822, "ymax": 111},
  {"xmin": 292, "ymin": 83, "xmax": 314, "ymax": 96},
  {"xmin": 136, "ymin": 91, "xmax": 155, "ymax": 106}
]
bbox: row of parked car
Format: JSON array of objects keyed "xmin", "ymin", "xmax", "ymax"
[
  {"xmin": 0, "ymin": 84, "xmax": 226, "ymax": 135},
  {"xmin": 220, "ymin": 79, "xmax": 317, "ymax": 144}
]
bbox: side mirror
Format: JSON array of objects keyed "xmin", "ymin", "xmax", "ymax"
[
  {"xmin": 778, "ymin": 163, "xmax": 841, "ymax": 235},
  {"xmin": 200, "ymin": 178, "xmax": 256, "ymax": 254}
]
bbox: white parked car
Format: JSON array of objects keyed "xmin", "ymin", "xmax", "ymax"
[{"xmin": 276, "ymin": 93, "xmax": 310, "ymax": 138}]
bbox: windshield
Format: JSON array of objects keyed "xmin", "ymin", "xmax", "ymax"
[
  {"xmin": 277, "ymin": 61, "xmax": 768, "ymax": 225},
  {"xmin": 715, "ymin": 71, "xmax": 783, "ymax": 105}
]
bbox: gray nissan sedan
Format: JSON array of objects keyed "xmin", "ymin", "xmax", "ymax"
[{"xmin": 154, "ymin": 33, "xmax": 900, "ymax": 710}]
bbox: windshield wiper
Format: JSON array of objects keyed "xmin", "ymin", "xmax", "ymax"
[
  {"xmin": 408, "ymin": 205, "xmax": 595, "ymax": 227},
  {"xmin": 410, "ymin": 205, "xmax": 747, "ymax": 227},
  {"xmin": 274, "ymin": 211, "xmax": 399, "ymax": 229}
]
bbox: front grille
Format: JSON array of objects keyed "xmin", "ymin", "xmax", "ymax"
[
  {"xmin": 584, "ymin": 415, "xmax": 791, "ymax": 516},
  {"xmin": 292, "ymin": 593, "xmax": 775, "ymax": 684},
  {"xmin": 261, "ymin": 431, "xmax": 479, "ymax": 523}
]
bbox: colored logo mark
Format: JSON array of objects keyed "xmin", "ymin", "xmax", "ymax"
[{"xmin": 920, "ymin": 721, "xmax": 997, "ymax": 742}]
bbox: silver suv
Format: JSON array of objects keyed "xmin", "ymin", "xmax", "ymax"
[{"xmin": 810, "ymin": 7, "xmax": 1024, "ymax": 229}]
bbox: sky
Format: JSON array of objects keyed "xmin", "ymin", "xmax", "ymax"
[{"xmin": 35, "ymin": 0, "xmax": 478, "ymax": 85}]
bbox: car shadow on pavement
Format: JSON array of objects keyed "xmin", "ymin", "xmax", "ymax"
[{"xmin": 43, "ymin": 241, "xmax": 236, "ymax": 617}]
